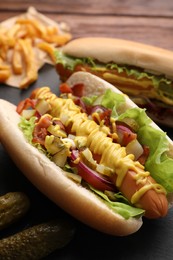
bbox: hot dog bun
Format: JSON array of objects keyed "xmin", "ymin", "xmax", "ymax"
[
  {"xmin": 62, "ymin": 37, "xmax": 173, "ymax": 79},
  {"xmin": 0, "ymin": 100, "xmax": 142, "ymax": 236},
  {"xmin": 0, "ymin": 72, "xmax": 173, "ymax": 236}
]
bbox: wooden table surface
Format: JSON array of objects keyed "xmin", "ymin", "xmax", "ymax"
[{"xmin": 0, "ymin": 0, "xmax": 173, "ymax": 51}]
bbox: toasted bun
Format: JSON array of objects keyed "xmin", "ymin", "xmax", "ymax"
[
  {"xmin": 1, "ymin": 72, "xmax": 173, "ymax": 235},
  {"xmin": 62, "ymin": 37, "xmax": 173, "ymax": 79}
]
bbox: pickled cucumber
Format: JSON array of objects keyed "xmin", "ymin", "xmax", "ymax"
[
  {"xmin": 0, "ymin": 219, "xmax": 75, "ymax": 259},
  {"xmin": 0, "ymin": 192, "xmax": 30, "ymax": 230}
]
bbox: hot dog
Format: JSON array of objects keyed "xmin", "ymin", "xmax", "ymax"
[
  {"xmin": 55, "ymin": 37, "xmax": 173, "ymax": 127},
  {"xmin": 0, "ymin": 71, "xmax": 173, "ymax": 236}
]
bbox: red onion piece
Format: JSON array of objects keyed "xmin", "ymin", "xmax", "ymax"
[{"xmin": 71, "ymin": 150, "xmax": 115, "ymax": 191}]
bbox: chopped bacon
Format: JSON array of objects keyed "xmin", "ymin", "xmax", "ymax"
[
  {"xmin": 32, "ymin": 115, "xmax": 52, "ymax": 145},
  {"xmin": 86, "ymin": 105, "xmax": 112, "ymax": 126},
  {"xmin": 60, "ymin": 82, "xmax": 85, "ymax": 98},
  {"xmin": 16, "ymin": 98, "xmax": 37, "ymax": 114},
  {"xmin": 99, "ymin": 109, "xmax": 112, "ymax": 126}
]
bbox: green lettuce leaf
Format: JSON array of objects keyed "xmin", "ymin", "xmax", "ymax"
[
  {"xmin": 117, "ymin": 107, "xmax": 152, "ymax": 126},
  {"xmin": 90, "ymin": 186, "xmax": 144, "ymax": 219},
  {"xmin": 138, "ymin": 126, "xmax": 173, "ymax": 192},
  {"xmin": 82, "ymin": 95, "xmax": 98, "ymax": 106},
  {"xmin": 54, "ymin": 50, "xmax": 172, "ymax": 89},
  {"xmin": 117, "ymin": 107, "xmax": 173, "ymax": 193},
  {"xmin": 54, "ymin": 50, "xmax": 94, "ymax": 71},
  {"xmin": 83, "ymin": 90, "xmax": 173, "ymax": 193},
  {"xmin": 19, "ymin": 116, "xmax": 36, "ymax": 144},
  {"xmin": 82, "ymin": 89, "xmax": 125, "ymax": 118},
  {"xmin": 101, "ymin": 89, "xmax": 125, "ymax": 110}
]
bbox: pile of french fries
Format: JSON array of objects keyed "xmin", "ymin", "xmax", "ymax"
[{"xmin": 0, "ymin": 7, "xmax": 72, "ymax": 89}]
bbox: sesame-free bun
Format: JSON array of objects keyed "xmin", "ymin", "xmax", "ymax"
[{"xmin": 62, "ymin": 37, "xmax": 173, "ymax": 78}]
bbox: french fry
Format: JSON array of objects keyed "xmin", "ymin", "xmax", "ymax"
[
  {"xmin": 16, "ymin": 18, "xmax": 47, "ymax": 38},
  {"xmin": 37, "ymin": 41, "xmax": 56, "ymax": 63},
  {"xmin": 18, "ymin": 38, "xmax": 38, "ymax": 89},
  {"xmin": 12, "ymin": 42, "xmax": 23, "ymax": 74},
  {"xmin": 6, "ymin": 23, "xmax": 21, "ymax": 38},
  {"xmin": 0, "ymin": 58, "xmax": 11, "ymax": 70},
  {"xmin": 42, "ymin": 33, "xmax": 72, "ymax": 46},
  {"xmin": 0, "ymin": 32, "xmax": 15, "ymax": 48},
  {"xmin": 23, "ymin": 23, "xmax": 39, "ymax": 38},
  {"xmin": 0, "ymin": 45, "xmax": 9, "ymax": 61},
  {"xmin": 0, "ymin": 59, "xmax": 11, "ymax": 82},
  {"xmin": 46, "ymin": 26, "xmax": 59, "ymax": 36},
  {"xmin": 0, "ymin": 70, "xmax": 11, "ymax": 82}
]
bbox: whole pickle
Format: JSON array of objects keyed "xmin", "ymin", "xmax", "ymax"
[
  {"xmin": 0, "ymin": 219, "xmax": 75, "ymax": 259},
  {"xmin": 0, "ymin": 192, "xmax": 30, "ymax": 230}
]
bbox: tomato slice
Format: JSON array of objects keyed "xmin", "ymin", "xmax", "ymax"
[
  {"xmin": 59, "ymin": 83, "xmax": 73, "ymax": 94},
  {"xmin": 71, "ymin": 83, "xmax": 84, "ymax": 97}
]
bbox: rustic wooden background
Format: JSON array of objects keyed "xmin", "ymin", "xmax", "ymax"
[{"xmin": 0, "ymin": 0, "xmax": 173, "ymax": 51}]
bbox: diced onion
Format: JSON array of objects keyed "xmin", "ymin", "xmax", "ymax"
[
  {"xmin": 21, "ymin": 109, "xmax": 36, "ymax": 119},
  {"xmin": 35, "ymin": 99, "xmax": 50, "ymax": 115},
  {"xmin": 60, "ymin": 114, "xmax": 69, "ymax": 124},
  {"xmin": 126, "ymin": 139, "xmax": 143, "ymax": 161}
]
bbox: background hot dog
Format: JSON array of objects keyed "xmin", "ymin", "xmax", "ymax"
[{"xmin": 55, "ymin": 37, "xmax": 173, "ymax": 127}]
